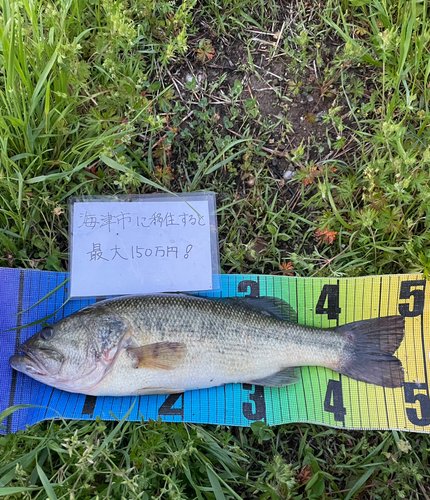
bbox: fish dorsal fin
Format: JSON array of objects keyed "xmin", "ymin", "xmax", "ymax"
[
  {"xmin": 212, "ymin": 296, "xmax": 298, "ymax": 323},
  {"xmin": 163, "ymin": 293, "xmax": 298, "ymax": 323},
  {"xmin": 249, "ymin": 367, "xmax": 300, "ymax": 387},
  {"xmin": 127, "ymin": 342, "xmax": 186, "ymax": 370}
]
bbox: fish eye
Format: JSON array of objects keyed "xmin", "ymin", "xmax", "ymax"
[{"xmin": 40, "ymin": 327, "xmax": 54, "ymax": 340}]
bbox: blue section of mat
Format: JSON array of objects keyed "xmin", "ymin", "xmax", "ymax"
[{"xmin": 0, "ymin": 268, "xmax": 264, "ymax": 433}]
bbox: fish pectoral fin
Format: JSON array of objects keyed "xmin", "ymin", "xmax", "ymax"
[
  {"xmin": 249, "ymin": 367, "xmax": 300, "ymax": 387},
  {"xmin": 127, "ymin": 342, "xmax": 186, "ymax": 370}
]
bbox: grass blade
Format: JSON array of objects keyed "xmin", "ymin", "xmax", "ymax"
[
  {"xmin": 206, "ymin": 466, "xmax": 226, "ymax": 500},
  {"xmin": 5, "ymin": 299, "xmax": 70, "ymax": 332},
  {"xmin": 14, "ymin": 277, "xmax": 69, "ymax": 316},
  {"xmin": 28, "ymin": 48, "xmax": 58, "ymax": 117},
  {"xmin": 0, "ymin": 487, "xmax": 40, "ymax": 496},
  {"xmin": 344, "ymin": 466, "xmax": 376, "ymax": 500},
  {"xmin": 205, "ymin": 465, "xmax": 242, "ymax": 500},
  {"xmin": 0, "ymin": 404, "xmax": 42, "ymax": 430},
  {"xmin": 36, "ymin": 460, "xmax": 57, "ymax": 500},
  {"xmin": 91, "ymin": 402, "xmax": 136, "ymax": 460},
  {"xmin": 100, "ymin": 154, "xmax": 173, "ymax": 194},
  {"xmin": 25, "ymin": 159, "xmax": 93, "ymax": 184}
]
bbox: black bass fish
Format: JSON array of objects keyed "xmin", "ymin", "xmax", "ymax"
[{"xmin": 9, "ymin": 294, "xmax": 405, "ymax": 395}]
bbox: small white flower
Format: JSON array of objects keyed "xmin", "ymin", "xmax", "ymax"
[{"xmin": 397, "ymin": 439, "xmax": 412, "ymax": 453}]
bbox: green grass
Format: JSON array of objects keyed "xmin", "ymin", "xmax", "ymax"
[
  {"xmin": 0, "ymin": 415, "xmax": 428, "ymax": 499},
  {"xmin": 2, "ymin": 0, "xmax": 430, "ymax": 497}
]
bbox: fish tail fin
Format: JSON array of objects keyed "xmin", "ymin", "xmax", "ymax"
[{"xmin": 337, "ymin": 315, "xmax": 405, "ymax": 388}]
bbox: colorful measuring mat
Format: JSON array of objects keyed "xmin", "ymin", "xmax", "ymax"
[{"xmin": 1, "ymin": 267, "xmax": 430, "ymax": 434}]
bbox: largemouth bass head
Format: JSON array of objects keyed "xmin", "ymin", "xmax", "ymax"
[{"xmin": 9, "ymin": 305, "xmax": 129, "ymax": 393}]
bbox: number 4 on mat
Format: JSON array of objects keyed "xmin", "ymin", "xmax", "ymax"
[
  {"xmin": 324, "ymin": 379, "xmax": 346, "ymax": 423},
  {"xmin": 316, "ymin": 284, "xmax": 341, "ymax": 320}
]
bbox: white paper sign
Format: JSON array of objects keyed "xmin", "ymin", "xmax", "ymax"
[{"xmin": 69, "ymin": 196, "xmax": 216, "ymax": 297}]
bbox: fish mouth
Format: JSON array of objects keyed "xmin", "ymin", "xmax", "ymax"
[{"xmin": 9, "ymin": 345, "xmax": 61, "ymax": 377}]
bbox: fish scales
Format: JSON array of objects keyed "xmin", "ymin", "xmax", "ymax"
[
  {"xmin": 92, "ymin": 295, "xmax": 332, "ymax": 395},
  {"xmin": 108, "ymin": 294, "xmax": 344, "ymax": 370},
  {"xmin": 9, "ymin": 294, "xmax": 406, "ymax": 395}
]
